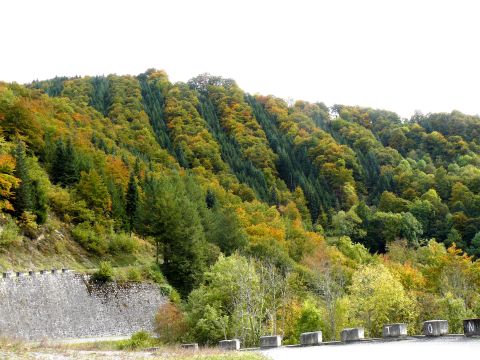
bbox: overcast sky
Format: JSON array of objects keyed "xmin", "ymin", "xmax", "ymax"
[{"xmin": 1, "ymin": 0, "xmax": 479, "ymax": 118}]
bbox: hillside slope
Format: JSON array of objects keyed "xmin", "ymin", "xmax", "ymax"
[{"xmin": 1, "ymin": 69, "xmax": 480, "ymax": 343}]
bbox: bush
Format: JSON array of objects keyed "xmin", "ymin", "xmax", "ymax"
[
  {"xmin": 72, "ymin": 222, "xmax": 108, "ymax": 255},
  {"xmin": 0, "ymin": 217, "xmax": 22, "ymax": 248},
  {"xmin": 91, "ymin": 261, "xmax": 114, "ymax": 283},
  {"xmin": 147, "ymin": 263, "xmax": 182, "ymax": 303},
  {"xmin": 48, "ymin": 186, "xmax": 95, "ymax": 223},
  {"xmin": 126, "ymin": 266, "xmax": 143, "ymax": 282},
  {"xmin": 19, "ymin": 211, "xmax": 39, "ymax": 239},
  {"xmin": 155, "ymin": 302, "xmax": 188, "ymax": 343},
  {"xmin": 118, "ymin": 331, "xmax": 156, "ymax": 350},
  {"xmin": 108, "ymin": 232, "xmax": 138, "ymax": 255},
  {"xmin": 295, "ymin": 300, "xmax": 323, "ymax": 338}
]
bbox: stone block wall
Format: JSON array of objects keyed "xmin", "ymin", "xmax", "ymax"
[{"xmin": 0, "ymin": 271, "xmax": 165, "ymax": 340}]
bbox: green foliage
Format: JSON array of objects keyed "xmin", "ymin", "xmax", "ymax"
[
  {"xmin": 125, "ymin": 173, "xmax": 139, "ymax": 232},
  {"xmin": 51, "ymin": 139, "xmax": 79, "ymax": 187},
  {"xmin": 137, "ymin": 175, "xmax": 210, "ymax": 297},
  {"xmin": 117, "ymin": 331, "xmax": 157, "ymax": 350},
  {"xmin": 91, "ymin": 261, "xmax": 114, "ymax": 283},
  {"xmin": 0, "ymin": 216, "xmax": 22, "ymax": 248},
  {"xmin": 108, "ymin": 232, "xmax": 138, "ymax": 255},
  {"xmin": 72, "ymin": 222, "xmax": 108, "ymax": 255},
  {"xmin": 330, "ymin": 236, "xmax": 371, "ymax": 264},
  {"xmin": 12, "ymin": 142, "xmax": 34, "ymax": 216},
  {"xmin": 436, "ymin": 292, "xmax": 471, "ymax": 333},
  {"xmin": 294, "ymin": 300, "xmax": 323, "ymax": 338},
  {"xmin": 76, "ymin": 169, "xmax": 111, "ymax": 215},
  {"xmin": 3, "ymin": 70, "xmax": 480, "ymax": 347},
  {"xmin": 346, "ymin": 264, "xmax": 418, "ymax": 337}
]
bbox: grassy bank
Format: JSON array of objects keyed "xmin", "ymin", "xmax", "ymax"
[{"xmin": 0, "ymin": 337, "xmax": 267, "ymax": 360}]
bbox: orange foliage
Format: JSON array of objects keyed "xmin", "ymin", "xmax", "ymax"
[
  {"xmin": 154, "ymin": 302, "xmax": 187, "ymax": 343},
  {"xmin": 105, "ymin": 156, "xmax": 129, "ymax": 188}
]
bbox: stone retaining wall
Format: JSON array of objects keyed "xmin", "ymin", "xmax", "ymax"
[{"xmin": 0, "ymin": 270, "xmax": 165, "ymax": 340}]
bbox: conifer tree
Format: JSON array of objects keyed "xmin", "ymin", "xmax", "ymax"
[
  {"xmin": 51, "ymin": 139, "xmax": 79, "ymax": 187},
  {"xmin": 138, "ymin": 176, "xmax": 207, "ymax": 297},
  {"xmin": 51, "ymin": 139, "xmax": 66, "ymax": 185},
  {"xmin": 109, "ymin": 181, "xmax": 127, "ymax": 230},
  {"xmin": 13, "ymin": 141, "xmax": 34, "ymax": 216},
  {"xmin": 205, "ymin": 189, "xmax": 216, "ymax": 209},
  {"xmin": 126, "ymin": 173, "xmax": 139, "ymax": 233},
  {"xmin": 63, "ymin": 139, "xmax": 80, "ymax": 186},
  {"xmin": 31, "ymin": 179, "xmax": 47, "ymax": 224}
]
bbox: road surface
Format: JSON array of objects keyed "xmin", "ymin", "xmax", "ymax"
[{"xmin": 261, "ymin": 336, "xmax": 480, "ymax": 360}]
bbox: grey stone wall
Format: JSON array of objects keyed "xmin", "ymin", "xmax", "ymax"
[{"xmin": 0, "ymin": 271, "xmax": 166, "ymax": 340}]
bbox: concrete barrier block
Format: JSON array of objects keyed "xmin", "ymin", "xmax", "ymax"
[
  {"xmin": 3, "ymin": 271, "xmax": 13, "ymax": 279},
  {"xmin": 62, "ymin": 268, "xmax": 70, "ymax": 274},
  {"xmin": 300, "ymin": 331, "xmax": 323, "ymax": 345},
  {"xmin": 423, "ymin": 320, "xmax": 448, "ymax": 336},
  {"xmin": 180, "ymin": 343, "xmax": 199, "ymax": 350},
  {"xmin": 219, "ymin": 339, "xmax": 240, "ymax": 350},
  {"xmin": 28, "ymin": 270, "xmax": 36, "ymax": 276},
  {"xmin": 382, "ymin": 323, "xmax": 407, "ymax": 338},
  {"xmin": 341, "ymin": 328, "xmax": 364, "ymax": 342},
  {"xmin": 464, "ymin": 319, "xmax": 480, "ymax": 337},
  {"xmin": 40, "ymin": 270, "xmax": 48, "ymax": 275},
  {"xmin": 260, "ymin": 335, "xmax": 282, "ymax": 348},
  {"xmin": 16, "ymin": 272, "xmax": 25, "ymax": 277},
  {"xmin": 51, "ymin": 269, "xmax": 58, "ymax": 274}
]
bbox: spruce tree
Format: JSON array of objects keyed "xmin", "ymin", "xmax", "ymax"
[
  {"xmin": 32, "ymin": 179, "xmax": 47, "ymax": 224},
  {"xmin": 138, "ymin": 176, "xmax": 207, "ymax": 297},
  {"xmin": 63, "ymin": 139, "xmax": 79, "ymax": 186},
  {"xmin": 126, "ymin": 173, "xmax": 139, "ymax": 233},
  {"xmin": 205, "ymin": 189, "xmax": 216, "ymax": 209},
  {"xmin": 13, "ymin": 141, "xmax": 34, "ymax": 217},
  {"xmin": 51, "ymin": 138, "xmax": 79, "ymax": 187},
  {"xmin": 109, "ymin": 181, "xmax": 127, "ymax": 231},
  {"xmin": 51, "ymin": 139, "xmax": 66, "ymax": 185}
]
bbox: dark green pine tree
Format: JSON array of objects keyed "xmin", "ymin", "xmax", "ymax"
[
  {"xmin": 51, "ymin": 139, "xmax": 66, "ymax": 185},
  {"xmin": 126, "ymin": 173, "xmax": 139, "ymax": 233},
  {"xmin": 137, "ymin": 177, "xmax": 207, "ymax": 297},
  {"xmin": 13, "ymin": 141, "xmax": 34, "ymax": 216},
  {"xmin": 31, "ymin": 179, "xmax": 47, "ymax": 224},
  {"xmin": 51, "ymin": 139, "xmax": 79, "ymax": 187},
  {"xmin": 210, "ymin": 208, "xmax": 248, "ymax": 255},
  {"xmin": 205, "ymin": 189, "xmax": 216, "ymax": 209},
  {"xmin": 63, "ymin": 139, "xmax": 80, "ymax": 186},
  {"xmin": 109, "ymin": 181, "xmax": 127, "ymax": 231}
]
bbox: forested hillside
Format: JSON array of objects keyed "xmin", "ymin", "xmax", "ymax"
[{"xmin": 1, "ymin": 69, "xmax": 480, "ymax": 344}]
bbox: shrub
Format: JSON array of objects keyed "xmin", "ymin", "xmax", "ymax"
[
  {"xmin": 126, "ymin": 267, "xmax": 143, "ymax": 282},
  {"xmin": 91, "ymin": 261, "xmax": 114, "ymax": 283},
  {"xmin": 0, "ymin": 217, "xmax": 22, "ymax": 248},
  {"xmin": 118, "ymin": 331, "xmax": 156, "ymax": 350},
  {"xmin": 19, "ymin": 211, "xmax": 39, "ymax": 239},
  {"xmin": 108, "ymin": 232, "xmax": 138, "ymax": 255},
  {"xmin": 48, "ymin": 186, "xmax": 95, "ymax": 223},
  {"xmin": 155, "ymin": 302, "xmax": 188, "ymax": 343},
  {"xmin": 295, "ymin": 300, "xmax": 323, "ymax": 337},
  {"xmin": 72, "ymin": 222, "xmax": 108, "ymax": 255}
]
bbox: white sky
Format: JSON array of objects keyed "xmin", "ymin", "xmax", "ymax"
[{"xmin": 1, "ymin": 0, "xmax": 479, "ymax": 119}]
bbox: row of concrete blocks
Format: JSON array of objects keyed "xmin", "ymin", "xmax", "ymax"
[
  {"xmin": 2, "ymin": 268, "xmax": 71, "ymax": 279},
  {"xmin": 180, "ymin": 318, "xmax": 480, "ymax": 351}
]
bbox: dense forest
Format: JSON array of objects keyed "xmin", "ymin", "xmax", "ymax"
[{"xmin": 1, "ymin": 69, "xmax": 480, "ymax": 345}]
